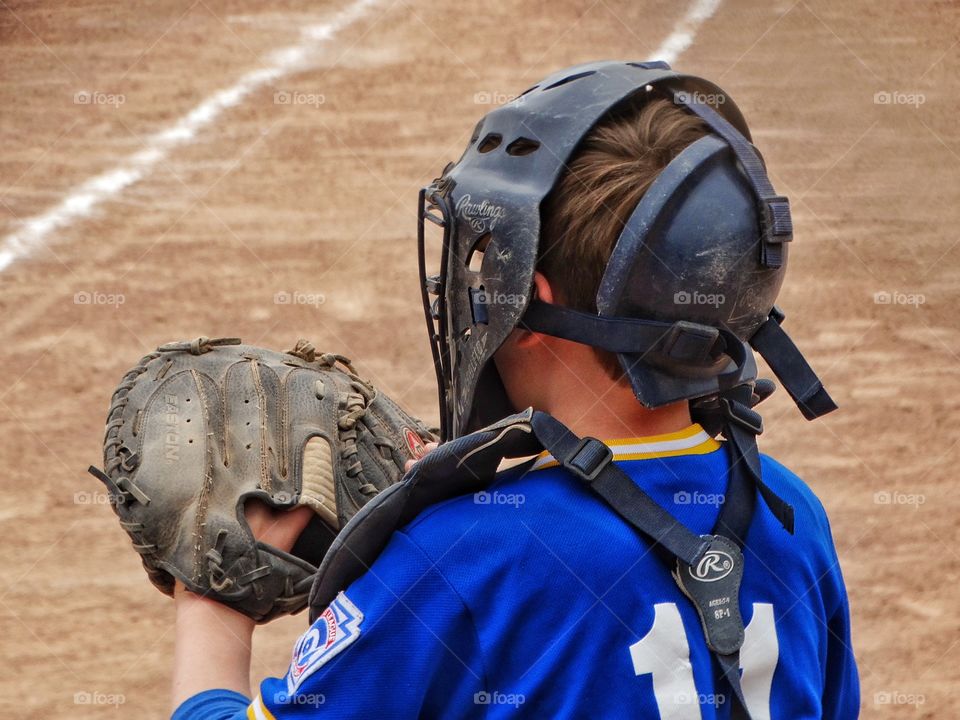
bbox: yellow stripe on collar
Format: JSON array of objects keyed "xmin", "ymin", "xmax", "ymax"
[
  {"xmin": 248, "ymin": 695, "xmax": 276, "ymax": 720},
  {"xmin": 531, "ymin": 424, "xmax": 720, "ymax": 471}
]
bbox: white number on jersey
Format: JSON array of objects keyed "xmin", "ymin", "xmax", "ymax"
[{"xmin": 628, "ymin": 602, "xmax": 779, "ymax": 718}]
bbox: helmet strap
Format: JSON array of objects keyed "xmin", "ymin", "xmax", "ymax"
[
  {"xmin": 749, "ymin": 307, "xmax": 837, "ymax": 420},
  {"xmin": 519, "ymin": 298, "xmax": 741, "ymax": 374}
]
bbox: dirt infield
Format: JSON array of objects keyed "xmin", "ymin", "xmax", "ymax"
[{"xmin": 1, "ymin": 0, "xmax": 958, "ymax": 716}]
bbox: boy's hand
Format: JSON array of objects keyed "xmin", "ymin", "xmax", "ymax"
[{"xmin": 244, "ymin": 500, "xmax": 314, "ymax": 553}]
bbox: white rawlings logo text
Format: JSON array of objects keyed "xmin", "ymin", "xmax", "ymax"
[
  {"xmin": 455, "ymin": 194, "xmax": 506, "ymax": 232},
  {"xmin": 690, "ymin": 550, "xmax": 734, "ymax": 582}
]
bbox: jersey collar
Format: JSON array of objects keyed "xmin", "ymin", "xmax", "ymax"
[{"xmin": 531, "ymin": 424, "xmax": 720, "ymax": 471}]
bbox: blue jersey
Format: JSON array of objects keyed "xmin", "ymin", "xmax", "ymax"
[{"xmin": 174, "ymin": 424, "xmax": 859, "ymax": 719}]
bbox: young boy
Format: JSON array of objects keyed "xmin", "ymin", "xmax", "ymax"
[{"xmin": 172, "ymin": 61, "xmax": 859, "ymax": 719}]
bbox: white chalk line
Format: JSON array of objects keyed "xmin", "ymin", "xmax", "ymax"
[
  {"xmin": 654, "ymin": 0, "xmax": 722, "ymax": 64},
  {"xmin": 0, "ymin": 0, "xmax": 380, "ymax": 272},
  {"xmin": 0, "ymin": 0, "xmax": 720, "ymax": 272}
]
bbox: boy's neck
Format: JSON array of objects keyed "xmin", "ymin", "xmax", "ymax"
[{"xmin": 540, "ymin": 381, "xmax": 693, "ymax": 441}]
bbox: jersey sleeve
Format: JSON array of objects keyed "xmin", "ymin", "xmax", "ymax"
[
  {"xmin": 818, "ymin": 517, "xmax": 861, "ymax": 719},
  {"xmin": 758, "ymin": 454, "xmax": 861, "ymax": 716},
  {"xmin": 251, "ymin": 529, "xmax": 486, "ymax": 719},
  {"xmin": 171, "ymin": 689, "xmax": 249, "ymax": 720}
]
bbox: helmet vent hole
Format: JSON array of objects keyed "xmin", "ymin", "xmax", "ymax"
[
  {"xmin": 506, "ymin": 137, "xmax": 540, "ymax": 156},
  {"xmin": 466, "ymin": 233, "xmax": 490, "ymax": 273},
  {"xmin": 544, "ymin": 70, "xmax": 596, "ymax": 90},
  {"xmin": 477, "ymin": 133, "xmax": 502, "ymax": 153}
]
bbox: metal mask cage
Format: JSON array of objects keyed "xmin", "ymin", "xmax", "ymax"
[{"xmin": 417, "ymin": 186, "xmax": 454, "ymax": 441}]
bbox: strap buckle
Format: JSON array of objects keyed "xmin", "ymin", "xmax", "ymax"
[
  {"xmin": 721, "ymin": 398, "xmax": 764, "ymax": 435},
  {"xmin": 561, "ymin": 437, "xmax": 613, "ymax": 482},
  {"xmin": 659, "ymin": 321, "xmax": 721, "ymax": 364},
  {"xmin": 763, "ymin": 196, "xmax": 793, "ymax": 239}
]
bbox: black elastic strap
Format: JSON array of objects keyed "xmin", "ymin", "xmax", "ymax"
[
  {"xmin": 735, "ymin": 424, "xmax": 795, "ymax": 535},
  {"xmin": 714, "ymin": 444, "xmax": 757, "ymax": 548},
  {"xmin": 717, "ymin": 651, "xmax": 752, "ymax": 720},
  {"xmin": 520, "ymin": 299, "xmax": 733, "ymax": 367},
  {"xmin": 713, "ymin": 381, "xmax": 796, "ymax": 536},
  {"xmin": 673, "ymin": 91, "xmax": 792, "ymax": 268},
  {"xmin": 749, "ymin": 309, "xmax": 837, "ymax": 421},
  {"xmin": 531, "ymin": 413, "xmax": 710, "ymax": 566},
  {"xmin": 712, "ymin": 407, "xmax": 798, "ymax": 720},
  {"xmin": 710, "ymin": 416, "xmax": 759, "ymax": 720}
]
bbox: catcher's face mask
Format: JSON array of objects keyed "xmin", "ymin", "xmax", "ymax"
[{"xmin": 419, "ymin": 61, "xmax": 829, "ymax": 441}]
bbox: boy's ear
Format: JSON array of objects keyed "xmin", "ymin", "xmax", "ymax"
[
  {"xmin": 532, "ymin": 271, "xmax": 556, "ymax": 304},
  {"xmin": 514, "ymin": 272, "xmax": 557, "ymax": 349}
]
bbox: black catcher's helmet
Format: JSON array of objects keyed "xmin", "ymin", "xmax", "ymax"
[{"xmin": 419, "ymin": 61, "xmax": 834, "ymax": 440}]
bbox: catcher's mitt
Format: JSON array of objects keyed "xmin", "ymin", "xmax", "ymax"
[{"xmin": 88, "ymin": 337, "xmax": 435, "ymax": 622}]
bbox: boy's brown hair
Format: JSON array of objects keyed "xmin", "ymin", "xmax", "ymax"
[{"xmin": 538, "ymin": 97, "xmax": 710, "ymax": 378}]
